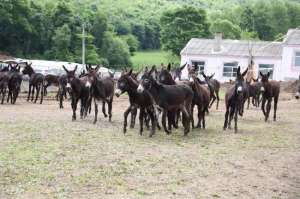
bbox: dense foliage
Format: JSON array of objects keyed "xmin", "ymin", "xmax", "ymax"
[{"xmin": 0, "ymin": 0, "xmax": 299, "ymax": 65}]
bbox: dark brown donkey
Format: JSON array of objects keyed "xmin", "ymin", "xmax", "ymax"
[
  {"xmin": 115, "ymin": 69, "xmax": 157, "ymax": 137},
  {"xmin": 260, "ymin": 72, "xmax": 280, "ymax": 122},
  {"xmin": 0, "ymin": 68, "xmax": 9, "ymax": 104},
  {"xmin": 201, "ymin": 72, "xmax": 220, "ymax": 110},
  {"xmin": 137, "ymin": 66, "xmax": 194, "ymax": 136},
  {"xmin": 223, "ymin": 66, "xmax": 248, "ymax": 133},
  {"xmin": 295, "ymin": 75, "xmax": 300, "ymax": 99},
  {"xmin": 57, "ymin": 74, "xmax": 68, "ymax": 109},
  {"xmin": 188, "ymin": 72, "xmax": 210, "ymax": 129},
  {"xmin": 246, "ymin": 78, "xmax": 262, "ymax": 108},
  {"xmin": 44, "ymin": 74, "xmax": 60, "ymax": 97},
  {"xmin": 62, "ymin": 65, "xmax": 90, "ymax": 121},
  {"xmin": 22, "ymin": 63, "xmax": 44, "ymax": 104},
  {"xmin": 7, "ymin": 64, "xmax": 23, "ymax": 104},
  {"xmin": 86, "ymin": 65, "xmax": 114, "ymax": 123}
]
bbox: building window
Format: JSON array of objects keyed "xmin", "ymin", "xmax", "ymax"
[
  {"xmin": 223, "ymin": 62, "xmax": 238, "ymax": 77},
  {"xmin": 295, "ymin": 52, "xmax": 300, "ymax": 67},
  {"xmin": 259, "ymin": 64, "xmax": 274, "ymax": 79},
  {"xmin": 191, "ymin": 61, "xmax": 205, "ymax": 75}
]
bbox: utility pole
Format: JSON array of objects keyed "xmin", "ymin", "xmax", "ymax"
[{"xmin": 82, "ymin": 23, "xmax": 86, "ymax": 66}]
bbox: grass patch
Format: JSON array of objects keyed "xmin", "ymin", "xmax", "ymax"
[{"xmin": 131, "ymin": 50, "xmax": 180, "ymax": 70}]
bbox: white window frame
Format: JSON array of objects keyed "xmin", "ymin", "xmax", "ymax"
[{"xmin": 223, "ymin": 62, "xmax": 239, "ymax": 77}]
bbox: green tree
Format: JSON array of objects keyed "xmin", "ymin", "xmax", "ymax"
[
  {"xmin": 121, "ymin": 34, "xmax": 140, "ymax": 56},
  {"xmin": 101, "ymin": 32, "xmax": 132, "ymax": 68},
  {"xmin": 210, "ymin": 19, "xmax": 241, "ymax": 39},
  {"xmin": 160, "ymin": 6, "xmax": 210, "ymax": 55}
]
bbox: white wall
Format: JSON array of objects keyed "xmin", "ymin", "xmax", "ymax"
[
  {"xmin": 181, "ymin": 54, "xmax": 283, "ymax": 82},
  {"xmin": 281, "ymin": 45, "xmax": 300, "ymax": 80}
]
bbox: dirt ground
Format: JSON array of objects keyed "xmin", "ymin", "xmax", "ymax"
[{"xmin": 0, "ymin": 91, "xmax": 300, "ymax": 199}]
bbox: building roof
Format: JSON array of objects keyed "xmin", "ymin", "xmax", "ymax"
[
  {"xmin": 284, "ymin": 29, "xmax": 300, "ymax": 45},
  {"xmin": 181, "ymin": 38, "xmax": 283, "ymax": 58}
]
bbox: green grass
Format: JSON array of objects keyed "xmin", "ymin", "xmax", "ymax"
[{"xmin": 131, "ymin": 50, "xmax": 180, "ymax": 70}]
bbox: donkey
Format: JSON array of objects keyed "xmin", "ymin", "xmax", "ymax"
[
  {"xmin": 0, "ymin": 70, "xmax": 9, "ymax": 104},
  {"xmin": 22, "ymin": 63, "xmax": 44, "ymax": 104},
  {"xmin": 246, "ymin": 78, "xmax": 262, "ymax": 108},
  {"xmin": 188, "ymin": 71, "xmax": 211, "ymax": 129},
  {"xmin": 44, "ymin": 74, "xmax": 60, "ymax": 97},
  {"xmin": 172, "ymin": 63, "xmax": 187, "ymax": 81},
  {"xmin": 223, "ymin": 66, "xmax": 248, "ymax": 133},
  {"xmin": 86, "ymin": 65, "xmax": 114, "ymax": 123},
  {"xmin": 57, "ymin": 74, "xmax": 68, "ymax": 109},
  {"xmin": 260, "ymin": 72, "xmax": 280, "ymax": 122},
  {"xmin": 7, "ymin": 64, "xmax": 22, "ymax": 104},
  {"xmin": 115, "ymin": 69, "xmax": 158, "ymax": 137},
  {"xmin": 295, "ymin": 75, "xmax": 300, "ymax": 100},
  {"xmin": 137, "ymin": 66, "xmax": 194, "ymax": 136},
  {"xmin": 201, "ymin": 72, "xmax": 220, "ymax": 110},
  {"xmin": 62, "ymin": 65, "xmax": 90, "ymax": 121}
]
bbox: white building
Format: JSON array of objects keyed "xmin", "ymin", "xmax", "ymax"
[{"xmin": 180, "ymin": 29, "xmax": 300, "ymax": 82}]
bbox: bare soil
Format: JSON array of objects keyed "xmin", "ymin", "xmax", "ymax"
[{"xmin": 0, "ymin": 91, "xmax": 300, "ymax": 199}]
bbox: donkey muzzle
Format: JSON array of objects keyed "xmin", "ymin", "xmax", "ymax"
[
  {"xmin": 260, "ymin": 86, "xmax": 265, "ymax": 92},
  {"xmin": 295, "ymin": 92, "xmax": 300, "ymax": 99},
  {"xmin": 237, "ymin": 86, "xmax": 243, "ymax": 93},
  {"xmin": 115, "ymin": 89, "xmax": 122, "ymax": 97},
  {"xmin": 137, "ymin": 84, "xmax": 144, "ymax": 93}
]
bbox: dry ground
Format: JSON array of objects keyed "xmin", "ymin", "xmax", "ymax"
[{"xmin": 0, "ymin": 91, "xmax": 300, "ymax": 199}]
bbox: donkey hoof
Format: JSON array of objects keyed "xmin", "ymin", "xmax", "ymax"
[{"xmin": 123, "ymin": 129, "xmax": 127, "ymax": 134}]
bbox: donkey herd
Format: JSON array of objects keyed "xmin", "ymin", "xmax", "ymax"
[{"xmin": 0, "ymin": 61, "xmax": 299, "ymax": 137}]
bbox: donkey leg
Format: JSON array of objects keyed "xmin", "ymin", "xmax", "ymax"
[
  {"xmin": 40, "ymin": 83, "xmax": 44, "ymax": 104},
  {"xmin": 209, "ymin": 95, "xmax": 216, "ymax": 108},
  {"xmin": 72, "ymin": 98, "xmax": 79, "ymax": 121},
  {"xmin": 93, "ymin": 100, "xmax": 98, "ymax": 124},
  {"xmin": 273, "ymin": 96, "xmax": 278, "ymax": 121},
  {"xmin": 265, "ymin": 99, "xmax": 272, "ymax": 122},
  {"xmin": 162, "ymin": 109, "xmax": 171, "ymax": 135},
  {"xmin": 247, "ymin": 97, "xmax": 250, "ymax": 109},
  {"xmin": 181, "ymin": 106, "xmax": 190, "ymax": 136},
  {"xmin": 34, "ymin": 86, "xmax": 40, "ymax": 103},
  {"xmin": 167, "ymin": 111, "xmax": 173, "ymax": 131},
  {"xmin": 228, "ymin": 107, "xmax": 235, "ymax": 130},
  {"xmin": 147, "ymin": 108, "xmax": 156, "ymax": 137},
  {"xmin": 234, "ymin": 107, "xmax": 239, "ymax": 133},
  {"xmin": 123, "ymin": 106, "xmax": 131, "ymax": 134},
  {"xmin": 1, "ymin": 88, "xmax": 6, "ymax": 104},
  {"xmin": 27, "ymin": 84, "xmax": 31, "ymax": 101},
  {"xmin": 191, "ymin": 104, "xmax": 195, "ymax": 129},
  {"xmin": 261, "ymin": 97, "xmax": 266, "ymax": 117},
  {"xmin": 202, "ymin": 109, "xmax": 206, "ymax": 129},
  {"xmin": 216, "ymin": 91, "xmax": 220, "ymax": 110},
  {"xmin": 196, "ymin": 106, "xmax": 202, "ymax": 128},
  {"xmin": 223, "ymin": 105, "xmax": 230, "ymax": 130},
  {"xmin": 31, "ymin": 86, "xmax": 35, "ymax": 101},
  {"xmin": 108, "ymin": 99, "xmax": 113, "ymax": 122},
  {"xmin": 102, "ymin": 101, "xmax": 108, "ymax": 118},
  {"xmin": 130, "ymin": 107, "xmax": 137, "ymax": 128},
  {"xmin": 139, "ymin": 108, "xmax": 145, "ymax": 136}
]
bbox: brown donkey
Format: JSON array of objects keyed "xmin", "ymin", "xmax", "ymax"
[{"xmin": 260, "ymin": 72, "xmax": 280, "ymax": 122}]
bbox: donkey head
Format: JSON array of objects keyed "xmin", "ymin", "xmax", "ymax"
[
  {"xmin": 158, "ymin": 64, "xmax": 174, "ymax": 84},
  {"xmin": 22, "ymin": 63, "xmax": 34, "ymax": 76},
  {"xmin": 173, "ymin": 63, "xmax": 186, "ymax": 81},
  {"xmin": 137, "ymin": 66, "xmax": 157, "ymax": 93},
  {"xmin": 259, "ymin": 71, "xmax": 271, "ymax": 93},
  {"xmin": 201, "ymin": 72, "xmax": 215, "ymax": 82},
  {"xmin": 295, "ymin": 75, "xmax": 300, "ymax": 99},
  {"xmin": 115, "ymin": 69, "xmax": 133, "ymax": 97},
  {"xmin": 62, "ymin": 65, "xmax": 78, "ymax": 88},
  {"xmin": 235, "ymin": 66, "xmax": 248, "ymax": 95}
]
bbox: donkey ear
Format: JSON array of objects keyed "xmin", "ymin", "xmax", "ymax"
[
  {"xmin": 267, "ymin": 71, "xmax": 271, "ymax": 78},
  {"xmin": 209, "ymin": 73, "xmax": 215, "ymax": 79},
  {"xmin": 95, "ymin": 64, "xmax": 101, "ymax": 72},
  {"xmin": 62, "ymin": 65, "xmax": 69, "ymax": 73},
  {"xmin": 180, "ymin": 63, "xmax": 187, "ymax": 71},
  {"xmin": 149, "ymin": 65, "xmax": 156, "ymax": 74},
  {"xmin": 167, "ymin": 63, "xmax": 171, "ymax": 71},
  {"xmin": 127, "ymin": 69, "xmax": 133, "ymax": 76},
  {"xmin": 242, "ymin": 68, "xmax": 248, "ymax": 77},
  {"xmin": 237, "ymin": 66, "xmax": 241, "ymax": 76},
  {"xmin": 85, "ymin": 64, "xmax": 90, "ymax": 71},
  {"xmin": 73, "ymin": 65, "xmax": 78, "ymax": 72},
  {"xmin": 144, "ymin": 66, "xmax": 149, "ymax": 73},
  {"xmin": 259, "ymin": 71, "xmax": 264, "ymax": 77},
  {"xmin": 201, "ymin": 71, "xmax": 207, "ymax": 78}
]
